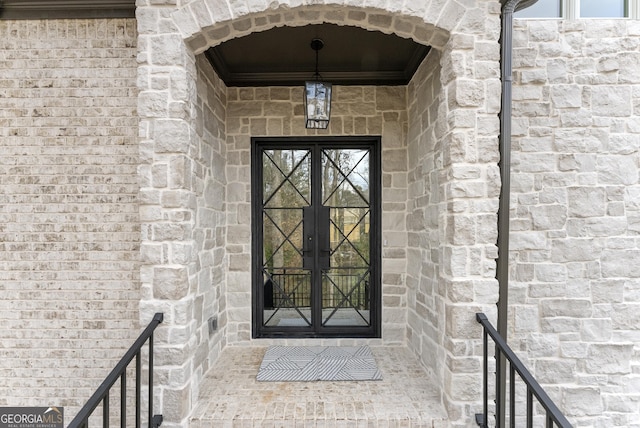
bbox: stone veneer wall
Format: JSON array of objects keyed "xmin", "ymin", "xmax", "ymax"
[
  {"xmin": 221, "ymin": 82, "xmax": 410, "ymax": 346},
  {"xmin": 137, "ymin": 49, "xmax": 229, "ymax": 418},
  {"xmin": 405, "ymin": 27, "xmax": 502, "ymax": 424},
  {"xmin": 140, "ymin": 0, "xmax": 503, "ymax": 425},
  {"xmin": 406, "ymin": 47, "xmax": 446, "ymax": 389},
  {"xmin": 0, "ymin": 18, "xmax": 140, "ymax": 418},
  {"xmin": 511, "ymin": 18, "xmax": 640, "ymax": 427}
]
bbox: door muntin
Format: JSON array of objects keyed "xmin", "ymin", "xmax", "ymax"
[
  {"xmin": 252, "ymin": 137, "xmax": 381, "ymax": 338},
  {"xmin": 320, "ymin": 147, "xmax": 371, "ymax": 328}
]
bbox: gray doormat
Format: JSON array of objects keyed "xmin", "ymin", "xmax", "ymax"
[{"xmin": 256, "ymin": 345, "xmax": 383, "ymax": 381}]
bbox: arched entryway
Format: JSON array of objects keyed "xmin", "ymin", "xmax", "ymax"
[{"xmin": 137, "ymin": 1, "xmax": 502, "ymax": 424}]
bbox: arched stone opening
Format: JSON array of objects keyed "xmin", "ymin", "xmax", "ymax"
[
  {"xmin": 137, "ymin": 0, "xmax": 502, "ymax": 424},
  {"xmin": 174, "ymin": 4, "xmax": 451, "ymax": 54}
]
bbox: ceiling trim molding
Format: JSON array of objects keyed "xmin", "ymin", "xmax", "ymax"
[
  {"xmin": 205, "ymin": 45, "xmax": 431, "ymax": 87},
  {"xmin": 209, "ymin": 69, "xmax": 422, "ymax": 87},
  {"xmin": 0, "ymin": 0, "xmax": 135, "ymax": 19}
]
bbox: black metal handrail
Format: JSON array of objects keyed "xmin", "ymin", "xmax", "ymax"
[
  {"xmin": 68, "ymin": 312, "xmax": 164, "ymax": 428},
  {"xmin": 265, "ymin": 272, "xmax": 370, "ymax": 309},
  {"xmin": 475, "ymin": 313, "xmax": 572, "ymax": 428}
]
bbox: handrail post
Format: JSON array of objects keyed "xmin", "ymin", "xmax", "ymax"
[
  {"xmin": 136, "ymin": 351, "xmax": 141, "ymax": 428},
  {"xmin": 475, "ymin": 312, "xmax": 489, "ymax": 428},
  {"xmin": 102, "ymin": 396, "xmax": 109, "ymax": 428},
  {"xmin": 68, "ymin": 313, "xmax": 164, "ymax": 428},
  {"xmin": 149, "ymin": 330, "xmax": 154, "ymax": 428},
  {"xmin": 121, "ymin": 373, "xmax": 126, "ymax": 428},
  {"xmin": 495, "ymin": 342, "xmax": 502, "ymax": 428},
  {"xmin": 475, "ymin": 313, "xmax": 488, "ymax": 428},
  {"xmin": 475, "ymin": 312, "xmax": 573, "ymax": 428}
]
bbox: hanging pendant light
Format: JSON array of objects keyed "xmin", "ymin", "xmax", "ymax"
[{"xmin": 304, "ymin": 38, "xmax": 332, "ymax": 129}]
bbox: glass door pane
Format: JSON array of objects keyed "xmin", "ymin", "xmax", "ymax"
[
  {"xmin": 321, "ymin": 148, "xmax": 372, "ymax": 327},
  {"xmin": 261, "ymin": 149, "xmax": 312, "ymax": 327}
]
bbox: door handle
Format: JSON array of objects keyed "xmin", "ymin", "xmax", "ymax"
[
  {"xmin": 302, "ymin": 205, "xmax": 330, "ymax": 270},
  {"xmin": 302, "ymin": 206, "xmax": 314, "ymax": 270}
]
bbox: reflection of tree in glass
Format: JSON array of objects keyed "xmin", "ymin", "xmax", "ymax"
[
  {"xmin": 262, "ymin": 150, "xmax": 310, "ymax": 271},
  {"xmin": 262, "ymin": 148, "xmax": 370, "ymax": 271},
  {"xmin": 320, "ymin": 149, "xmax": 371, "ymax": 311},
  {"xmin": 261, "ymin": 147, "xmax": 372, "ymax": 312},
  {"xmin": 322, "ymin": 149, "xmax": 371, "ymax": 269},
  {"xmin": 322, "ymin": 149, "xmax": 369, "ymax": 207}
]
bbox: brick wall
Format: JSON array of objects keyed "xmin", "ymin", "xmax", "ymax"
[
  {"xmin": 511, "ymin": 18, "xmax": 640, "ymax": 427},
  {"xmin": 0, "ymin": 18, "xmax": 139, "ymax": 418}
]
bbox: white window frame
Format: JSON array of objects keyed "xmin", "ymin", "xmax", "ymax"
[
  {"xmin": 571, "ymin": 0, "xmax": 638, "ymax": 19},
  {"xmin": 516, "ymin": 0, "xmax": 640, "ymax": 19}
]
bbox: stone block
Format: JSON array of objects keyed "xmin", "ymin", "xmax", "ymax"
[
  {"xmin": 510, "ymin": 231, "xmax": 548, "ymax": 251},
  {"xmin": 154, "ymin": 119, "xmax": 191, "ymax": 153},
  {"xmin": 162, "ymin": 384, "xmax": 192, "ymax": 423},
  {"xmin": 447, "ymin": 280, "xmax": 474, "ymax": 303},
  {"xmin": 519, "ymin": 69, "xmax": 548, "ymax": 84},
  {"xmin": 534, "ymin": 264, "xmax": 567, "ymax": 282},
  {"xmin": 568, "ymin": 217, "xmax": 627, "ymax": 238},
  {"xmin": 450, "ymin": 80, "xmax": 484, "ymax": 107},
  {"xmin": 580, "ymin": 318, "xmax": 612, "ymax": 342},
  {"xmin": 530, "ymin": 204, "xmax": 567, "ymax": 230},
  {"xmin": 602, "ymin": 251, "xmax": 640, "ymax": 278},
  {"xmin": 535, "ymin": 359, "xmax": 575, "ymax": 383},
  {"xmin": 597, "ymin": 156, "xmax": 638, "ymax": 185},
  {"xmin": 527, "ymin": 20, "xmax": 559, "ymax": 42},
  {"xmin": 150, "ymin": 34, "xmax": 187, "ymax": 67},
  {"xmin": 604, "ymin": 394, "xmax": 640, "ymax": 413},
  {"xmin": 592, "ymin": 86, "xmax": 632, "ymax": 117},
  {"xmin": 170, "ymin": 7, "xmax": 200, "ymax": 42},
  {"xmin": 540, "ymin": 299, "xmax": 592, "ymax": 318},
  {"xmin": 560, "ymin": 341, "xmax": 588, "ymax": 359},
  {"xmin": 445, "ymin": 304, "xmax": 483, "ymax": 340},
  {"xmin": 563, "ymin": 387, "xmax": 604, "ymax": 416},
  {"xmin": 550, "ymin": 84, "xmax": 582, "ymax": 108},
  {"xmin": 547, "ymin": 58, "xmax": 569, "ymax": 84},
  {"xmin": 203, "ymin": 181, "xmax": 225, "ymax": 210},
  {"xmin": 567, "ymin": 187, "xmax": 606, "ymax": 218},
  {"xmin": 586, "ymin": 344, "xmax": 633, "ymax": 374},
  {"xmin": 376, "ymin": 87, "xmax": 407, "ymax": 110},
  {"xmin": 445, "ymin": 371, "xmax": 481, "ymax": 402},
  {"xmin": 139, "ymin": 90, "xmax": 169, "ymax": 117},
  {"xmin": 169, "ymin": 242, "xmax": 194, "ymax": 264},
  {"xmin": 153, "ymin": 222, "xmax": 190, "ymax": 241},
  {"xmin": 154, "ymin": 266, "xmax": 189, "ymax": 300},
  {"xmin": 525, "ymin": 332, "xmax": 561, "ymax": 358}
]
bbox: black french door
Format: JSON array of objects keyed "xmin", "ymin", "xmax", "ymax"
[{"xmin": 252, "ymin": 137, "xmax": 381, "ymax": 338}]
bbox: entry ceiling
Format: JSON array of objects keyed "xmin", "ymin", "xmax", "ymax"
[{"xmin": 206, "ymin": 24, "xmax": 430, "ymax": 87}]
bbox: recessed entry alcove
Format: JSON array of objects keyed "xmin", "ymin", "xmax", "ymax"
[{"xmin": 188, "ymin": 18, "xmax": 458, "ymax": 344}]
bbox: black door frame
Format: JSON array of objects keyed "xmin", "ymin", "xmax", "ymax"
[{"xmin": 251, "ymin": 136, "xmax": 381, "ymax": 338}]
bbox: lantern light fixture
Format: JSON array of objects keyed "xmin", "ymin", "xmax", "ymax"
[{"xmin": 304, "ymin": 38, "xmax": 332, "ymax": 129}]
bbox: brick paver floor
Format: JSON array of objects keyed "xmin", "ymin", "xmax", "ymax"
[{"xmin": 189, "ymin": 346, "xmax": 447, "ymax": 427}]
